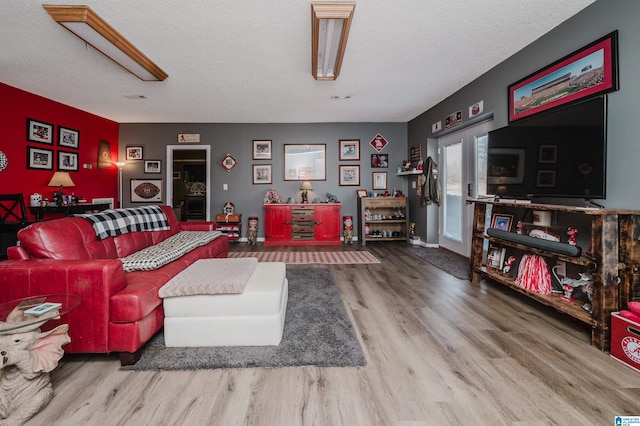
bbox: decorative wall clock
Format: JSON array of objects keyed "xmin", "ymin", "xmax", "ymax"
[{"xmin": 220, "ymin": 154, "xmax": 237, "ymax": 172}]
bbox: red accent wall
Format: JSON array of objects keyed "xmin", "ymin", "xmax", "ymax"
[{"xmin": 0, "ymin": 83, "xmax": 119, "ymax": 219}]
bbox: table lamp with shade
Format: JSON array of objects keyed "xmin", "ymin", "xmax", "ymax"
[{"xmin": 48, "ymin": 171, "xmax": 76, "ymax": 205}]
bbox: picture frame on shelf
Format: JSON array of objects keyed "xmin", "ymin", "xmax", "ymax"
[
  {"xmin": 26, "ymin": 146, "xmax": 54, "ymax": 170},
  {"xmin": 356, "ymin": 189, "xmax": 368, "ymax": 198},
  {"xmin": 253, "ymin": 140, "xmax": 272, "ymax": 160},
  {"xmin": 58, "ymin": 126, "xmax": 80, "ymax": 149},
  {"xmin": 131, "ymin": 179, "xmax": 163, "ymax": 203},
  {"xmin": 26, "ymin": 118, "xmax": 54, "ymax": 144},
  {"xmin": 486, "ymin": 245, "xmax": 506, "ymax": 271},
  {"xmin": 339, "ymin": 139, "xmax": 360, "ymax": 161},
  {"xmin": 372, "ymin": 171, "xmax": 387, "ymax": 190},
  {"xmin": 126, "ymin": 146, "xmax": 143, "ymax": 160},
  {"xmin": 339, "ymin": 165, "xmax": 360, "ymax": 186},
  {"xmin": 508, "ymin": 31, "xmax": 619, "ymax": 123},
  {"xmin": 490, "ymin": 213, "xmax": 513, "ymax": 231},
  {"xmin": 144, "ymin": 160, "xmax": 162, "ymax": 174},
  {"xmin": 57, "ymin": 150, "xmax": 78, "ymax": 172},
  {"xmin": 253, "ymin": 164, "xmax": 272, "ymax": 184}
]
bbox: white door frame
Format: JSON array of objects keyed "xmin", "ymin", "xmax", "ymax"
[
  {"xmin": 438, "ymin": 120, "xmax": 493, "ymax": 257},
  {"xmin": 166, "ymin": 145, "xmax": 211, "ymax": 221}
]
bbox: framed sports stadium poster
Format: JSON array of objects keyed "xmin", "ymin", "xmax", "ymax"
[{"xmin": 508, "ymin": 31, "xmax": 618, "ymax": 123}]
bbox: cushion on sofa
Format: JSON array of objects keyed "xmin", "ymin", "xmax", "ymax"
[
  {"xmin": 120, "ymin": 231, "xmax": 223, "ymax": 272},
  {"xmin": 16, "ymin": 217, "xmax": 119, "ymax": 260}
]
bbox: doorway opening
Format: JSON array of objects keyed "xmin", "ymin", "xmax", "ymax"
[{"xmin": 166, "ymin": 145, "xmax": 211, "ymax": 221}]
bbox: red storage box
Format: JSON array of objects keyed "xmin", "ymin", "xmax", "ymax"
[{"xmin": 610, "ymin": 312, "xmax": 640, "ymax": 372}]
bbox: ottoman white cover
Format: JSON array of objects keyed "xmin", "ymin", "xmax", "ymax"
[{"xmin": 163, "ymin": 262, "xmax": 288, "ymax": 347}]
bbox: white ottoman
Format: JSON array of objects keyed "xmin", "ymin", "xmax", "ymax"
[{"xmin": 163, "ymin": 262, "xmax": 288, "ymax": 347}]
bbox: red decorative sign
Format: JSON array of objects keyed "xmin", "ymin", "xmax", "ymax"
[{"xmin": 369, "ymin": 134, "xmax": 388, "ymax": 152}]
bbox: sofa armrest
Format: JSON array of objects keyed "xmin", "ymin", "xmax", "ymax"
[
  {"xmin": 0, "ymin": 259, "xmax": 127, "ymax": 353},
  {"xmin": 180, "ymin": 221, "xmax": 218, "ymax": 231}
]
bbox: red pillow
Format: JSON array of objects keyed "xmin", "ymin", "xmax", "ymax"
[
  {"xmin": 628, "ymin": 301, "xmax": 640, "ymax": 316},
  {"xmin": 620, "ymin": 309, "xmax": 640, "ymax": 324}
]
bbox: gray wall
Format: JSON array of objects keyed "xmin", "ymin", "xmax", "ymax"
[
  {"xmin": 119, "ymin": 123, "xmax": 407, "ymax": 238},
  {"xmin": 408, "ymin": 0, "xmax": 640, "ymax": 243}
]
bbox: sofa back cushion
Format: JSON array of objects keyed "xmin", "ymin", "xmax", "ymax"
[
  {"xmin": 17, "ymin": 217, "xmax": 118, "ymax": 260},
  {"xmin": 17, "ymin": 205, "xmax": 182, "ymax": 260}
]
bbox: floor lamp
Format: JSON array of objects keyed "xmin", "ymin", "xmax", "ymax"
[{"xmin": 114, "ymin": 162, "xmax": 125, "ymax": 208}]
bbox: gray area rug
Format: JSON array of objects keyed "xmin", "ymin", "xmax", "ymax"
[
  {"xmin": 122, "ymin": 268, "xmax": 366, "ymax": 371},
  {"xmin": 407, "ymin": 246, "xmax": 470, "ymax": 281}
]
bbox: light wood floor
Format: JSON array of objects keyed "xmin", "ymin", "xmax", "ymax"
[{"xmin": 28, "ymin": 243, "xmax": 640, "ymax": 425}]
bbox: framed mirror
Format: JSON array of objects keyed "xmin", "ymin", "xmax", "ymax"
[{"xmin": 284, "ymin": 144, "xmax": 326, "ymax": 181}]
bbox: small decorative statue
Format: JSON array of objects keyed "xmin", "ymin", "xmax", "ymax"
[
  {"xmin": 247, "ymin": 217, "xmax": 258, "ymax": 245},
  {"xmin": 567, "ymin": 227, "xmax": 579, "ymax": 245},
  {"xmin": 516, "ymin": 221, "xmax": 525, "ymax": 235},
  {"xmin": 1, "ymin": 308, "xmax": 70, "ymax": 425},
  {"xmin": 343, "ymin": 216, "xmax": 353, "ymax": 245},
  {"xmin": 325, "ymin": 193, "xmax": 339, "ymax": 203},
  {"xmin": 503, "ymin": 256, "xmax": 516, "ymax": 274}
]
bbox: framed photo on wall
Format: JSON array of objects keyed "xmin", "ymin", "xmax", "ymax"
[
  {"xmin": 253, "ymin": 140, "xmax": 272, "ymax": 160},
  {"xmin": 27, "ymin": 146, "xmax": 54, "ymax": 170},
  {"xmin": 372, "ymin": 172, "xmax": 387, "ymax": 190},
  {"xmin": 253, "ymin": 164, "xmax": 272, "ymax": 184},
  {"xmin": 144, "ymin": 160, "xmax": 162, "ymax": 173},
  {"xmin": 27, "ymin": 118, "xmax": 54, "ymax": 144},
  {"xmin": 339, "ymin": 165, "xmax": 360, "ymax": 186},
  {"xmin": 371, "ymin": 154, "xmax": 389, "ymax": 168},
  {"xmin": 339, "ymin": 139, "xmax": 360, "ymax": 161},
  {"xmin": 58, "ymin": 126, "xmax": 80, "ymax": 149},
  {"xmin": 131, "ymin": 179, "xmax": 163, "ymax": 203},
  {"xmin": 126, "ymin": 146, "xmax": 143, "ymax": 160},
  {"xmin": 58, "ymin": 150, "xmax": 78, "ymax": 171}
]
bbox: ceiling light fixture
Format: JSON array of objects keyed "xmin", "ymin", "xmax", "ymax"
[
  {"xmin": 311, "ymin": 2, "xmax": 355, "ymax": 81},
  {"xmin": 43, "ymin": 5, "xmax": 168, "ymax": 81}
]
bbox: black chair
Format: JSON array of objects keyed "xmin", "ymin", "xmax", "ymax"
[{"xmin": 0, "ymin": 194, "xmax": 34, "ymax": 259}]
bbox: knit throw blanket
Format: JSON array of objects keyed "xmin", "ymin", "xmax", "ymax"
[
  {"xmin": 158, "ymin": 258, "xmax": 258, "ymax": 297},
  {"xmin": 76, "ymin": 205, "xmax": 170, "ymax": 240},
  {"xmin": 120, "ymin": 231, "xmax": 222, "ymax": 272}
]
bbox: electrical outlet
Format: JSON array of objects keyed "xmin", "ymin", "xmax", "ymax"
[
  {"xmin": 223, "ymin": 184, "xmax": 228, "ymax": 191},
  {"xmin": 555, "ymin": 261, "xmax": 566, "ymax": 277}
]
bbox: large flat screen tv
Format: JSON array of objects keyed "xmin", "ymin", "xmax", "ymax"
[{"xmin": 486, "ymin": 96, "xmax": 607, "ymax": 200}]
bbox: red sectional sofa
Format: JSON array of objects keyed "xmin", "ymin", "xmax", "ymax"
[{"xmin": 0, "ymin": 205, "xmax": 228, "ymax": 364}]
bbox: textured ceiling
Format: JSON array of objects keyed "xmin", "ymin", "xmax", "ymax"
[{"xmin": 0, "ymin": 0, "xmax": 595, "ymax": 123}]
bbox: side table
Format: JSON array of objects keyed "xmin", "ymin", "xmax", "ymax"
[
  {"xmin": 215, "ymin": 213, "xmax": 242, "ymax": 242},
  {"xmin": 0, "ymin": 294, "xmax": 80, "ymax": 424}
]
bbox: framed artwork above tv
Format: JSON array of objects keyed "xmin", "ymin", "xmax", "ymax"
[{"xmin": 508, "ymin": 31, "xmax": 618, "ymax": 123}]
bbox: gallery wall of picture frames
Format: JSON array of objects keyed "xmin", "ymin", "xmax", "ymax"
[{"xmin": 25, "ymin": 118, "xmax": 80, "ymax": 172}]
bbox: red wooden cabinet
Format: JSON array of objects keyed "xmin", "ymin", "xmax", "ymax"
[{"xmin": 264, "ymin": 204, "xmax": 341, "ymax": 246}]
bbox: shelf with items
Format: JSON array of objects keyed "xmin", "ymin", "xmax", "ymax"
[
  {"xmin": 469, "ymin": 199, "xmax": 640, "ymax": 351},
  {"xmin": 357, "ymin": 196, "xmax": 407, "ymax": 243},
  {"xmin": 215, "ymin": 213, "xmax": 242, "ymax": 242}
]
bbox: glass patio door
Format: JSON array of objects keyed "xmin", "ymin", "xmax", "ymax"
[{"xmin": 438, "ymin": 120, "xmax": 493, "ymax": 257}]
